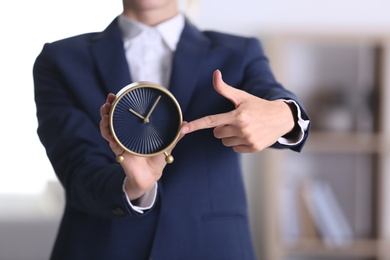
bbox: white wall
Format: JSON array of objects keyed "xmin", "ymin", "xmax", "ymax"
[
  {"xmin": 195, "ymin": 0, "xmax": 390, "ymax": 35},
  {"xmin": 1, "ymin": 0, "xmax": 390, "ymax": 259}
]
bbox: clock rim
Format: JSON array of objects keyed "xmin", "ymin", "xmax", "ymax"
[{"xmin": 109, "ymin": 81, "xmax": 183, "ymax": 157}]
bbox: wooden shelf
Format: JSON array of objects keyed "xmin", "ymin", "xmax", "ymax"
[
  {"xmin": 258, "ymin": 33, "xmax": 390, "ymax": 260},
  {"xmin": 304, "ymin": 132, "xmax": 390, "ymax": 154},
  {"xmin": 281, "ymin": 238, "xmax": 380, "ymax": 258},
  {"xmin": 279, "ymin": 238, "xmax": 390, "ymax": 259}
]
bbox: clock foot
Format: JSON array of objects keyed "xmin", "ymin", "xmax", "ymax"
[
  {"xmin": 164, "ymin": 152, "xmax": 174, "ymax": 164},
  {"xmin": 116, "ymin": 150, "xmax": 125, "ymax": 163}
]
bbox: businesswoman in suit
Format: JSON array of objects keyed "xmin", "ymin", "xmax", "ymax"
[{"xmin": 33, "ymin": 0, "xmax": 310, "ymax": 259}]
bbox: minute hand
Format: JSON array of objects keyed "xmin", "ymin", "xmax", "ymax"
[{"xmin": 144, "ymin": 95, "xmax": 161, "ymax": 123}]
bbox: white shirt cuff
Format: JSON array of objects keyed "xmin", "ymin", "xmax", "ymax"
[
  {"xmin": 122, "ymin": 178, "xmax": 158, "ymax": 214},
  {"xmin": 278, "ymin": 99, "xmax": 310, "ymax": 146}
]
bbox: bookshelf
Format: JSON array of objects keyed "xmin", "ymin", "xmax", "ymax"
[{"xmin": 256, "ymin": 32, "xmax": 390, "ymax": 260}]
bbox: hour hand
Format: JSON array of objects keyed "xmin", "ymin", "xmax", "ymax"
[{"xmin": 129, "ymin": 108, "xmax": 145, "ymax": 120}]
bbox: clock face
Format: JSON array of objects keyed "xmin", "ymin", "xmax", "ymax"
[{"xmin": 109, "ymin": 82, "xmax": 182, "ymax": 157}]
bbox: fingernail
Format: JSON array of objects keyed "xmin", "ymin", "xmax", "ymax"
[{"xmin": 216, "ymin": 69, "xmax": 222, "ymax": 79}]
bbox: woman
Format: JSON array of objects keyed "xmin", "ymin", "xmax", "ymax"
[{"xmin": 33, "ymin": 0, "xmax": 310, "ymax": 259}]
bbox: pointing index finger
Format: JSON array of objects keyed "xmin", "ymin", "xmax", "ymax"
[{"xmin": 181, "ymin": 112, "xmax": 230, "ymax": 134}]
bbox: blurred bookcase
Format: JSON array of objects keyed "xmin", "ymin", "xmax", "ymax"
[{"xmin": 258, "ymin": 32, "xmax": 390, "ymax": 260}]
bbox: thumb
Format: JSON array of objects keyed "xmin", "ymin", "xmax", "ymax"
[{"xmin": 213, "ymin": 69, "xmax": 246, "ymax": 107}]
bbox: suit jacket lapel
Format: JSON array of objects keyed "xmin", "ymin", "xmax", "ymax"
[
  {"xmin": 169, "ymin": 21, "xmax": 210, "ymax": 115},
  {"xmin": 91, "ymin": 18, "xmax": 132, "ymax": 95},
  {"xmin": 90, "ymin": 17, "xmax": 210, "ymax": 111}
]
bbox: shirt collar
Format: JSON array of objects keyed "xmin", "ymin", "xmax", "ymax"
[{"xmin": 118, "ymin": 13, "xmax": 185, "ymax": 51}]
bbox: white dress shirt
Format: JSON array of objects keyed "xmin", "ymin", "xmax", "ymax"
[
  {"xmin": 119, "ymin": 13, "xmax": 184, "ymax": 88},
  {"xmin": 118, "ymin": 13, "xmax": 309, "ymax": 213}
]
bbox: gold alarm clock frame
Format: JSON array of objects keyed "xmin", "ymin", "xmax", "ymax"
[{"xmin": 109, "ymin": 81, "xmax": 183, "ymax": 164}]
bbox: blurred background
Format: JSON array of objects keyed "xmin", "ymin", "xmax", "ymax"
[{"xmin": 1, "ymin": 0, "xmax": 390, "ymax": 259}]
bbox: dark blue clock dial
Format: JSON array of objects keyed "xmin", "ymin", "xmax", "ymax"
[{"xmin": 110, "ymin": 84, "xmax": 182, "ymax": 156}]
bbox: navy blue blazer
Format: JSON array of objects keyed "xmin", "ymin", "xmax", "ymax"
[{"xmin": 33, "ymin": 17, "xmax": 309, "ymax": 260}]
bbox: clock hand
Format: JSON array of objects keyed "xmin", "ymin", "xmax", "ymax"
[
  {"xmin": 143, "ymin": 95, "xmax": 161, "ymax": 123},
  {"xmin": 129, "ymin": 108, "xmax": 145, "ymax": 120}
]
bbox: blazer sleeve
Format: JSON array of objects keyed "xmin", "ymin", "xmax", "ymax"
[
  {"xmin": 33, "ymin": 43, "xmax": 149, "ymax": 218},
  {"xmin": 240, "ymin": 37, "xmax": 310, "ymax": 152}
]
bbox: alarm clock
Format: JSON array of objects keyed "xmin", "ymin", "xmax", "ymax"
[{"xmin": 109, "ymin": 82, "xmax": 182, "ymax": 164}]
